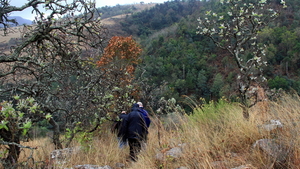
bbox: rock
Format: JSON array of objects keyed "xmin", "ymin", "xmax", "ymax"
[
  {"xmin": 155, "ymin": 152, "xmax": 164, "ymax": 161},
  {"xmin": 74, "ymin": 165, "xmax": 112, "ymax": 169},
  {"xmin": 50, "ymin": 146, "xmax": 81, "ymax": 165},
  {"xmin": 155, "ymin": 145, "xmax": 185, "ymax": 161},
  {"xmin": 260, "ymin": 120, "xmax": 283, "ymax": 132},
  {"xmin": 165, "ymin": 147, "xmax": 183, "ymax": 158},
  {"xmin": 115, "ymin": 162, "xmax": 125, "ymax": 168},
  {"xmin": 252, "ymin": 139, "xmax": 289, "ymax": 163},
  {"xmin": 178, "ymin": 143, "xmax": 187, "ymax": 152}
]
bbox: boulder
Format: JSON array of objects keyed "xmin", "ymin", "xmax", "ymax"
[
  {"xmin": 252, "ymin": 139, "xmax": 289, "ymax": 163},
  {"xmin": 155, "ymin": 144, "xmax": 185, "ymax": 161},
  {"xmin": 259, "ymin": 120, "xmax": 283, "ymax": 132},
  {"xmin": 165, "ymin": 147, "xmax": 183, "ymax": 158},
  {"xmin": 50, "ymin": 146, "xmax": 81, "ymax": 165}
]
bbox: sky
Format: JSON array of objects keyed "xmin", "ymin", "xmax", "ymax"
[{"xmin": 10, "ymin": 0, "xmax": 166, "ymax": 21}]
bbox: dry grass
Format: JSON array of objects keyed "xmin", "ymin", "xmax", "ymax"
[
  {"xmin": 0, "ymin": 27, "xmax": 22, "ymax": 44},
  {"xmin": 12, "ymin": 94, "xmax": 300, "ymax": 168},
  {"xmin": 101, "ymin": 14, "xmax": 129, "ymax": 26}
]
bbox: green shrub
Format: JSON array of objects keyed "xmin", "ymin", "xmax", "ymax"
[{"xmin": 268, "ymin": 76, "xmax": 289, "ymax": 90}]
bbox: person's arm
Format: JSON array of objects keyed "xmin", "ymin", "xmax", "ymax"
[{"xmin": 119, "ymin": 115, "xmax": 128, "ymax": 142}]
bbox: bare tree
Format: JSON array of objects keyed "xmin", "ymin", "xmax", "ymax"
[{"xmin": 196, "ymin": 0, "xmax": 286, "ymax": 119}]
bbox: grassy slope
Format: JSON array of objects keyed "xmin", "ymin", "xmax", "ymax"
[
  {"xmin": 0, "ymin": 27, "xmax": 22, "ymax": 44},
  {"xmin": 101, "ymin": 3, "xmax": 156, "ymax": 26},
  {"xmin": 16, "ymin": 94, "xmax": 300, "ymax": 168}
]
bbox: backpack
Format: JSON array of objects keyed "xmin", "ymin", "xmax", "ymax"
[
  {"xmin": 139, "ymin": 108, "xmax": 151, "ymax": 128},
  {"xmin": 111, "ymin": 113, "xmax": 127, "ymax": 134},
  {"xmin": 111, "ymin": 120, "xmax": 121, "ymax": 134}
]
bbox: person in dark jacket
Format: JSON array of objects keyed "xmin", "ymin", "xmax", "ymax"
[
  {"xmin": 117, "ymin": 111, "xmax": 128, "ymax": 148},
  {"xmin": 121, "ymin": 103, "xmax": 148, "ymax": 161},
  {"xmin": 137, "ymin": 102, "xmax": 151, "ymax": 128},
  {"xmin": 111, "ymin": 111, "xmax": 128, "ymax": 148}
]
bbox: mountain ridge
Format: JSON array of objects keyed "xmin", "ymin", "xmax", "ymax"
[{"xmin": 4, "ymin": 16, "xmax": 32, "ymax": 27}]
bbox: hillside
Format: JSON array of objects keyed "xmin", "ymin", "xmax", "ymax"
[
  {"xmin": 0, "ymin": 27, "xmax": 22, "ymax": 44},
  {"xmin": 97, "ymin": 3, "xmax": 158, "ymax": 37},
  {"xmin": 99, "ymin": 3, "xmax": 157, "ymax": 26},
  {"xmin": 0, "ymin": 16, "xmax": 32, "ymax": 28},
  {"xmin": 8, "ymin": 16, "xmax": 33, "ymax": 25},
  {"xmin": 120, "ymin": 0, "xmax": 300, "ymax": 107},
  {"xmin": 2, "ymin": 0, "xmax": 300, "ymax": 105},
  {"xmin": 0, "ymin": 16, "xmax": 32, "ymax": 44}
]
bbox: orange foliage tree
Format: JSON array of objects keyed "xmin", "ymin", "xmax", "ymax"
[
  {"xmin": 96, "ymin": 36, "xmax": 142, "ymax": 113},
  {"xmin": 97, "ymin": 36, "xmax": 142, "ymax": 83}
]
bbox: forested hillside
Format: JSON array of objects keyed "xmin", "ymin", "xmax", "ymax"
[{"xmin": 104, "ymin": 0, "xmax": 300, "ymax": 108}]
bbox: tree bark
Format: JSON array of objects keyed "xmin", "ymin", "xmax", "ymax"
[
  {"xmin": 0, "ymin": 130, "xmax": 21, "ymax": 168},
  {"xmin": 49, "ymin": 118, "xmax": 63, "ymax": 149}
]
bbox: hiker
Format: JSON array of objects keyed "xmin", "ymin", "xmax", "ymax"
[
  {"xmin": 120, "ymin": 103, "xmax": 148, "ymax": 162},
  {"xmin": 112, "ymin": 111, "xmax": 128, "ymax": 148},
  {"xmin": 137, "ymin": 101, "xmax": 151, "ymax": 128}
]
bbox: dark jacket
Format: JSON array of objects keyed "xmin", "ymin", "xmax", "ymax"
[
  {"xmin": 121, "ymin": 103, "xmax": 148, "ymax": 141},
  {"xmin": 117, "ymin": 113, "xmax": 128, "ymax": 137},
  {"xmin": 139, "ymin": 107, "xmax": 151, "ymax": 128},
  {"xmin": 111, "ymin": 113, "xmax": 128, "ymax": 138}
]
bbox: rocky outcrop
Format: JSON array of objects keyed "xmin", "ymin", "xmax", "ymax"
[{"xmin": 50, "ymin": 146, "xmax": 81, "ymax": 166}]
